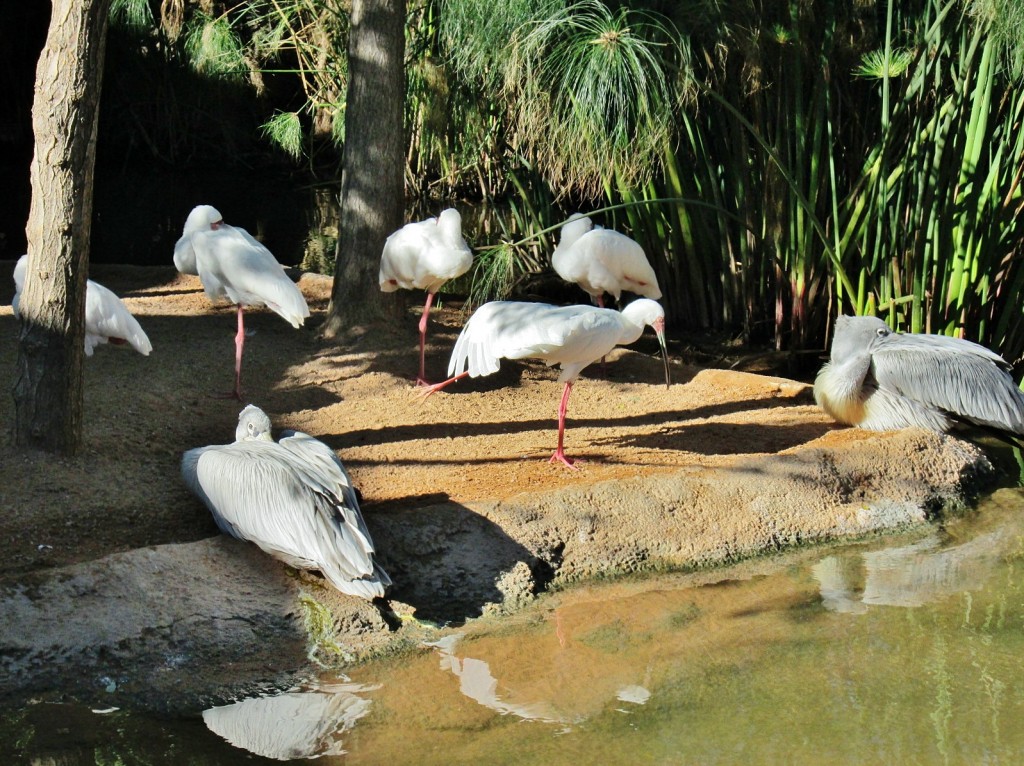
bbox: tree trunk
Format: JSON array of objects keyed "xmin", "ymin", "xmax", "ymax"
[
  {"xmin": 323, "ymin": 0, "xmax": 406, "ymax": 338},
  {"xmin": 13, "ymin": 0, "xmax": 112, "ymax": 454}
]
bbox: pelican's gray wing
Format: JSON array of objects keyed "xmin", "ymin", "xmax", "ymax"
[
  {"xmin": 278, "ymin": 431, "xmax": 392, "ymax": 596},
  {"xmin": 870, "ymin": 334, "xmax": 1024, "ymax": 434},
  {"xmin": 186, "ymin": 440, "xmax": 387, "ymax": 599}
]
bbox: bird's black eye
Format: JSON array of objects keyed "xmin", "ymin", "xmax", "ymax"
[
  {"xmin": 876, "ymin": 328, "xmax": 888, "ymax": 338},
  {"xmin": 248, "ymin": 423, "xmax": 255, "ymax": 434}
]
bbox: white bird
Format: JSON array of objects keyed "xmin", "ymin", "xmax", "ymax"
[
  {"xmin": 379, "ymin": 208, "xmax": 473, "ymax": 385},
  {"xmin": 422, "ymin": 298, "xmax": 670, "ymax": 468},
  {"xmin": 12, "ymin": 254, "xmax": 152, "ymax": 357},
  {"xmin": 176, "ymin": 205, "xmax": 310, "ymax": 399},
  {"xmin": 552, "ymin": 213, "xmax": 661, "ymax": 308},
  {"xmin": 814, "ymin": 315, "xmax": 1024, "ymax": 435},
  {"xmin": 182, "ymin": 404, "xmax": 391, "ymax": 600}
]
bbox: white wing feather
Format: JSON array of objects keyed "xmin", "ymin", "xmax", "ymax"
[
  {"xmin": 193, "ymin": 225, "xmax": 310, "ymax": 328},
  {"xmin": 84, "ymin": 279, "xmax": 152, "ymax": 356},
  {"xmin": 447, "ymin": 301, "xmax": 622, "ymax": 381}
]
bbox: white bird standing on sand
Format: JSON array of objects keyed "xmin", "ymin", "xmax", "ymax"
[
  {"xmin": 182, "ymin": 405, "xmax": 391, "ymax": 600},
  {"xmin": 422, "ymin": 298, "xmax": 670, "ymax": 468},
  {"xmin": 12, "ymin": 254, "xmax": 152, "ymax": 357},
  {"xmin": 814, "ymin": 315, "xmax": 1024, "ymax": 435},
  {"xmin": 176, "ymin": 205, "xmax": 309, "ymax": 399},
  {"xmin": 379, "ymin": 208, "xmax": 473, "ymax": 385},
  {"xmin": 552, "ymin": 213, "xmax": 661, "ymax": 308}
]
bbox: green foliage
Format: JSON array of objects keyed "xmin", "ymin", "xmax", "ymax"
[
  {"xmin": 262, "ymin": 110, "xmax": 305, "ymax": 158},
  {"xmin": 440, "ymin": 0, "xmax": 688, "ymax": 195},
  {"xmin": 854, "ymin": 48, "xmax": 915, "ymax": 79},
  {"xmin": 109, "ymin": 0, "xmax": 154, "ymax": 31},
  {"xmin": 185, "ymin": 12, "xmax": 249, "ymax": 81}
]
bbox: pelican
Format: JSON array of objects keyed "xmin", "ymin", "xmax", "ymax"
[
  {"xmin": 12, "ymin": 254, "xmax": 152, "ymax": 356},
  {"xmin": 379, "ymin": 208, "xmax": 473, "ymax": 385},
  {"xmin": 181, "ymin": 405, "xmax": 391, "ymax": 600},
  {"xmin": 422, "ymin": 298, "xmax": 670, "ymax": 468},
  {"xmin": 814, "ymin": 315, "xmax": 1024, "ymax": 436},
  {"xmin": 176, "ymin": 205, "xmax": 309, "ymax": 399},
  {"xmin": 552, "ymin": 213, "xmax": 661, "ymax": 308}
]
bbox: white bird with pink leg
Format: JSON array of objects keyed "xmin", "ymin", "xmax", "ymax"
[
  {"xmin": 379, "ymin": 207, "xmax": 473, "ymax": 386},
  {"xmin": 422, "ymin": 298, "xmax": 670, "ymax": 468},
  {"xmin": 175, "ymin": 204, "xmax": 309, "ymax": 399}
]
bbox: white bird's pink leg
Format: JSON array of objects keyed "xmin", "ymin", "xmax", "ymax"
[
  {"xmin": 550, "ymin": 381, "xmax": 579, "ymax": 469},
  {"xmin": 216, "ymin": 305, "xmax": 245, "ymax": 400},
  {"xmin": 418, "ymin": 371, "xmax": 470, "ymax": 400},
  {"xmin": 416, "ymin": 292, "xmax": 436, "ymax": 386}
]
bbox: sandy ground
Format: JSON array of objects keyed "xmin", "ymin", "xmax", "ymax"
[{"xmin": 0, "ymin": 260, "xmax": 848, "ymax": 583}]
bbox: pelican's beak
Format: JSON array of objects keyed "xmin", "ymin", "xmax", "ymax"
[{"xmin": 653, "ymin": 318, "xmax": 670, "ymax": 388}]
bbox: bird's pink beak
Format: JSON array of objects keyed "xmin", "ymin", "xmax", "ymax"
[{"xmin": 211, "ymin": 220, "xmax": 223, "ymax": 230}]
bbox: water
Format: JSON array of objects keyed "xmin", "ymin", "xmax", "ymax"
[{"xmin": 5, "ymin": 488, "xmax": 1024, "ymax": 764}]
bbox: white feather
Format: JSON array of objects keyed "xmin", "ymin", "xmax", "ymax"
[
  {"xmin": 12, "ymin": 254, "xmax": 152, "ymax": 356},
  {"xmin": 379, "ymin": 208, "xmax": 473, "ymax": 294},
  {"xmin": 552, "ymin": 213, "xmax": 661, "ymax": 303}
]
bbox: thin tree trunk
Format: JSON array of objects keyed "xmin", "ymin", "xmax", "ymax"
[
  {"xmin": 14, "ymin": 0, "xmax": 111, "ymax": 454},
  {"xmin": 323, "ymin": 0, "xmax": 406, "ymax": 338}
]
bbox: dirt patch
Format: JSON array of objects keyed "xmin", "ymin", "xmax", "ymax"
[{"xmin": 0, "ymin": 260, "xmax": 839, "ymax": 579}]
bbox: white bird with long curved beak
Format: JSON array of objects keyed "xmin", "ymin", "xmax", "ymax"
[
  {"xmin": 182, "ymin": 405, "xmax": 391, "ymax": 600},
  {"xmin": 422, "ymin": 298, "xmax": 670, "ymax": 468},
  {"xmin": 814, "ymin": 315, "xmax": 1024, "ymax": 435},
  {"xmin": 12, "ymin": 254, "xmax": 152, "ymax": 357},
  {"xmin": 552, "ymin": 213, "xmax": 661, "ymax": 308},
  {"xmin": 379, "ymin": 208, "xmax": 473, "ymax": 385},
  {"xmin": 176, "ymin": 205, "xmax": 309, "ymax": 399}
]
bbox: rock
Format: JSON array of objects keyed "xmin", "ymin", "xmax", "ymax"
[{"xmin": 0, "ymin": 428, "xmax": 994, "ymax": 710}]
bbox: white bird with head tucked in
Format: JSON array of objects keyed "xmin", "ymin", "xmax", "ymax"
[
  {"xmin": 13, "ymin": 254, "xmax": 152, "ymax": 357},
  {"xmin": 176, "ymin": 205, "xmax": 309, "ymax": 399},
  {"xmin": 379, "ymin": 208, "xmax": 473, "ymax": 385},
  {"xmin": 552, "ymin": 213, "xmax": 661, "ymax": 308}
]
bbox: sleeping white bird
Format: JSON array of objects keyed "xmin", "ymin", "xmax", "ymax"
[
  {"xmin": 182, "ymin": 405, "xmax": 391, "ymax": 600},
  {"xmin": 379, "ymin": 208, "xmax": 473, "ymax": 385},
  {"xmin": 552, "ymin": 213, "xmax": 661, "ymax": 308},
  {"xmin": 814, "ymin": 315, "xmax": 1024, "ymax": 436},
  {"xmin": 422, "ymin": 298, "xmax": 670, "ymax": 468},
  {"xmin": 176, "ymin": 205, "xmax": 310, "ymax": 399},
  {"xmin": 12, "ymin": 254, "xmax": 152, "ymax": 357}
]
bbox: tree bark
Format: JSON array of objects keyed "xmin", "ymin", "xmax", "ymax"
[
  {"xmin": 323, "ymin": 0, "xmax": 406, "ymax": 338},
  {"xmin": 14, "ymin": 0, "xmax": 112, "ymax": 454}
]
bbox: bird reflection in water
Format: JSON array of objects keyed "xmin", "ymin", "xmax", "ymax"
[{"xmin": 202, "ymin": 681, "xmax": 378, "ymax": 760}]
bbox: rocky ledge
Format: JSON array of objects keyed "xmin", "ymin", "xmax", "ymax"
[{"xmin": 0, "ymin": 424, "xmax": 993, "ymax": 712}]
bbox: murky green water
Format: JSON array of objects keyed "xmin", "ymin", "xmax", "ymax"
[{"xmin": 6, "ymin": 488, "xmax": 1024, "ymax": 764}]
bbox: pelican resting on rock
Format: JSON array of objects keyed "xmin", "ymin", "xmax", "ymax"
[
  {"xmin": 814, "ymin": 315, "xmax": 1024, "ymax": 436},
  {"xmin": 13, "ymin": 254, "xmax": 152, "ymax": 357},
  {"xmin": 182, "ymin": 405, "xmax": 391, "ymax": 600}
]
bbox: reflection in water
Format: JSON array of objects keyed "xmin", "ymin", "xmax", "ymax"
[
  {"xmin": 812, "ymin": 529, "xmax": 1005, "ymax": 612},
  {"xmin": 5, "ymin": 489, "xmax": 1024, "ymax": 764},
  {"xmin": 202, "ymin": 682, "xmax": 377, "ymax": 760},
  {"xmin": 427, "ymin": 634, "xmax": 582, "ymax": 725}
]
